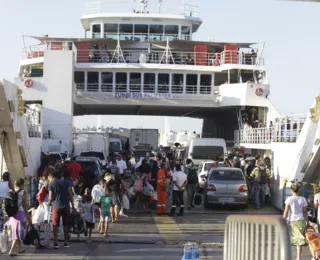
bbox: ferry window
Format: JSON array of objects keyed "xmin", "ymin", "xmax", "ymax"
[
  {"xmin": 149, "ymin": 25, "xmax": 163, "ymax": 40},
  {"xmin": 158, "ymin": 73, "xmax": 169, "ymax": 93},
  {"xmin": 200, "ymin": 74, "xmax": 212, "ymax": 94},
  {"xmin": 134, "ymin": 24, "xmax": 148, "ymax": 41},
  {"xmin": 116, "ymin": 72, "xmax": 127, "ymax": 92},
  {"xmin": 104, "ymin": 24, "xmax": 118, "ymax": 33},
  {"xmin": 104, "ymin": 24, "xmax": 118, "ymax": 39},
  {"xmin": 181, "ymin": 26, "xmax": 191, "ymax": 40},
  {"xmin": 130, "ymin": 73, "xmax": 141, "ymax": 92},
  {"xmin": 87, "ymin": 72, "xmax": 99, "ymax": 92},
  {"xmin": 186, "ymin": 74, "xmax": 198, "ymax": 94},
  {"xmin": 144, "ymin": 73, "xmax": 155, "ymax": 93},
  {"xmin": 172, "ymin": 74, "xmax": 184, "ymax": 94},
  {"xmin": 165, "ymin": 25, "xmax": 179, "ymax": 40},
  {"xmin": 134, "ymin": 24, "xmax": 148, "ymax": 34},
  {"xmin": 119, "ymin": 24, "xmax": 133, "ymax": 40},
  {"xmin": 101, "ymin": 72, "xmax": 113, "ymax": 92},
  {"xmin": 74, "ymin": 72, "xmax": 85, "ymax": 91},
  {"xmin": 92, "ymin": 24, "xmax": 101, "ymax": 38}
]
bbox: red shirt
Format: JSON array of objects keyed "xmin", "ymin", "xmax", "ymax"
[{"xmin": 67, "ymin": 161, "xmax": 82, "ymax": 181}]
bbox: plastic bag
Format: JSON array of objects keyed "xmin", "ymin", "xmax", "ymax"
[
  {"xmin": 122, "ymin": 194, "xmax": 130, "ymax": 210},
  {"xmin": 143, "ymin": 184, "xmax": 154, "ymax": 197},
  {"xmin": 0, "ymin": 230, "xmax": 9, "ymax": 253},
  {"xmin": 129, "ymin": 186, "xmax": 136, "ymax": 197},
  {"xmin": 32, "ymin": 204, "xmax": 45, "ymax": 224}
]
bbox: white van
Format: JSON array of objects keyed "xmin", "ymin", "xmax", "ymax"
[{"xmin": 184, "ymin": 138, "xmax": 227, "ymax": 166}]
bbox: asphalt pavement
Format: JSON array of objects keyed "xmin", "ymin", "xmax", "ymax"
[{"xmin": 0, "ymin": 196, "xmax": 313, "ymax": 259}]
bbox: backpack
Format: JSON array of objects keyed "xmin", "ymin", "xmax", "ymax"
[
  {"xmin": 134, "ymin": 179, "xmax": 143, "ymax": 193},
  {"xmin": 257, "ymin": 169, "xmax": 268, "ymax": 184},
  {"xmin": 4, "ymin": 189, "xmax": 22, "ymax": 217},
  {"xmin": 234, "ymin": 161, "xmax": 241, "ymax": 168}
]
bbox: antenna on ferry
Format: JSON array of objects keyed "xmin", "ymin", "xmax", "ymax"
[
  {"xmin": 158, "ymin": 0, "xmax": 163, "ymax": 13},
  {"xmin": 134, "ymin": 0, "xmax": 149, "ymax": 13}
]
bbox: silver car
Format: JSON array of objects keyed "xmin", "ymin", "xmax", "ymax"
[{"xmin": 203, "ymin": 167, "xmax": 248, "ymax": 208}]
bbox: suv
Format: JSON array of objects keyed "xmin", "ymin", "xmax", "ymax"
[
  {"xmin": 197, "ymin": 161, "xmax": 217, "ymax": 191},
  {"xmin": 75, "ymin": 156, "xmax": 102, "ymax": 178},
  {"xmin": 48, "ymin": 153, "xmax": 63, "ymax": 164},
  {"xmin": 80, "ymin": 151, "xmax": 107, "ymax": 166}
]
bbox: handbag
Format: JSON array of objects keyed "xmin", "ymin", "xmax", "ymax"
[
  {"xmin": 194, "ymin": 194, "xmax": 202, "ymax": 206},
  {"xmin": 23, "ymin": 225, "xmax": 39, "ymax": 246},
  {"xmin": 36, "ymin": 186, "xmax": 47, "ymax": 204},
  {"xmin": 306, "ymin": 225, "xmax": 320, "ymax": 260}
]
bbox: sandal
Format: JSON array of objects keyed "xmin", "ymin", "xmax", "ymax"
[
  {"xmin": 9, "ymin": 252, "xmax": 17, "ymax": 256},
  {"xmin": 104, "ymin": 234, "xmax": 109, "ymax": 237}
]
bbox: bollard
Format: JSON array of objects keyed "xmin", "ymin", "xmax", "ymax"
[{"xmin": 182, "ymin": 242, "xmax": 199, "ymax": 260}]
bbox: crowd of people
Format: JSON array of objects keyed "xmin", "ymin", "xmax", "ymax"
[{"xmin": 0, "ymin": 150, "xmax": 204, "ymax": 254}]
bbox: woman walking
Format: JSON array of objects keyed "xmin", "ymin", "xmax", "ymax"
[
  {"xmin": 283, "ymin": 183, "xmax": 309, "ymax": 260},
  {"xmin": 7, "ymin": 178, "xmax": 31, "ymax": 256}
]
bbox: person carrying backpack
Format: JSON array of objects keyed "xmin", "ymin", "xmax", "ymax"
[
  {"xmin": 5, "ymin": 178, "xmax": 31, "ymax": 256},
  {"xmin": 250, "ymin": 161, "xmax": 272, "ymax": 209}
]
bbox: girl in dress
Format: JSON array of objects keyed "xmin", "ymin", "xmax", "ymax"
[{"xmin": 83, "ymin": 193, "xmax": 95, "ymax": 243}]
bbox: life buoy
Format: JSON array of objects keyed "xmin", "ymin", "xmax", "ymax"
[
  {"xmin": 24, "ymin": 79, "xmax": 33, "ymax": 88},
  {"xmin": 255, "ymin": 88, "xmax": 263, "ymax": 96}
]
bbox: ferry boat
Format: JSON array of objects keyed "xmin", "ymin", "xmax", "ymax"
[{"xmin": 0, "ymin": 0, "xmax": 318, "ymax": 210}]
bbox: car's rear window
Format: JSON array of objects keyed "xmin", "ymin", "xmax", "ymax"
[
  {"xmin": 205, "ymin": 163, "xmax": 214, "ymax": 171},
  {"xmin": 209, "ymin": 170, "xmax": 244, "ymax": 181},
  {"xmin": 80, "ymin": 152, "xmax": 105, "ymax": 160},
  {"xmin": 49, "ymin": 154, "xmax": 61, "ymax": 161}
]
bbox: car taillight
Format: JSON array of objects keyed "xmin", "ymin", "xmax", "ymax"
[
  {"xmin": 207, "ymin": 184, "xmax": 216, "ymax": 191},
  {"xmin": 238, "ymin": 185, "xmax": 248, "ymax": 192}
]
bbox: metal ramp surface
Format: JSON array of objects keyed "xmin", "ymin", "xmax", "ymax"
[{"xmin": 0, "ymin": 80, "xmax": 26, "ymax": 180}]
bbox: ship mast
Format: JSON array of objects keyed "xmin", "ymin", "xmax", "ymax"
[{"xmin": 134, "ymin": 0, "xmax": 149, "ymax": 13}]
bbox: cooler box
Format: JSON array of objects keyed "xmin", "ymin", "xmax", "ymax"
[
  {"xmin": 194, "ymin": 45, "xmax": 208, "ymax": 66},
  {"xmin": 223, "ymin": 45, "xmax": 238, "ymax": 64}
]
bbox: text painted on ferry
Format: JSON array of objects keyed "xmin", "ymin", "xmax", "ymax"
[{"xmin": 114, "ymin": 92, "xmax": 172, "ymax": 99}]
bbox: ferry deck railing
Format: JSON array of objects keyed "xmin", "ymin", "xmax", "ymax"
[
  {"xmin": 76, "ymin": 49, "xmax": 263, "ymax": 66},
  {"xmin": 94, "ymin": 33, "xmax": 192, "ymax": 41},
  {"xmin": 224, "ymin": 215, "xmax": 291, "ymax": 260},
  {"xmin": 235, "ymin": 113, "xmax": 307, "ymax": 144}
]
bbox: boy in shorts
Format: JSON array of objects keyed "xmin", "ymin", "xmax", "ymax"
[{"xmin": 100, "ymin": 188, "xmax": 114, "ymax": 237}]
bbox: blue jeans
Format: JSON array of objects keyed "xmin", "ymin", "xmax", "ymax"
[{"xmin": 254, "ymin": 183, "xmax": 266, "ymax": 208}]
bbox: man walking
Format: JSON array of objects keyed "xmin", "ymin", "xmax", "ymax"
[
  {"xmin": 156, "ymin": 163, "xmax": 167, "ymax": 215},
  {"xmin": 169, "ymin": 164, "xmax": 187, "ymax": 217},
  {"xmin": 116, "ymin": 154, "xmax": 127, "ymax": 179},
  {"xmin": 47, "ymin": 169, "xmax": 75, "ymax": 249},
  {"xmin": 250, "ymin": 161, "xmax": 271, "ymax": 209}
]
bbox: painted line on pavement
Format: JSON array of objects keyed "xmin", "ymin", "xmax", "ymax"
[{"xmin": 153, "ymin": 216, "xmax": 183, "ymax": 242}]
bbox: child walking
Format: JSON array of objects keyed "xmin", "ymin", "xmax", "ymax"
[
  {"xmin": 83, "ymin": 193, "xmax": 95, "ymax": 243},
  {"xmin": 100, "ymin": 187, "xmax": 114, "ymax": 237}
]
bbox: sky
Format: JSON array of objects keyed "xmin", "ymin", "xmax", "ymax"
[{"xmin": 0, "ymin": 0, "xmax": 319, "ymax": 132}]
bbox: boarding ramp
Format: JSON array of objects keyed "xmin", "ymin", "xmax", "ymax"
[
  {"xmin": 0, "ymin": 80, "xmax": 30, "ymax": 180},
  {"xmin": 224, "ymin": 215, "xmax": 291, "ymax": 260}
]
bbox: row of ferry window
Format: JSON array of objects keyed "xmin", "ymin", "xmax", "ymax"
[
  {"xmin": 92, "ymin": 24, "xmax": 191, "ymax": 39},
  {"xmin": 74, "ymin": 72, "xmax": 212, "ymax": 94}
]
